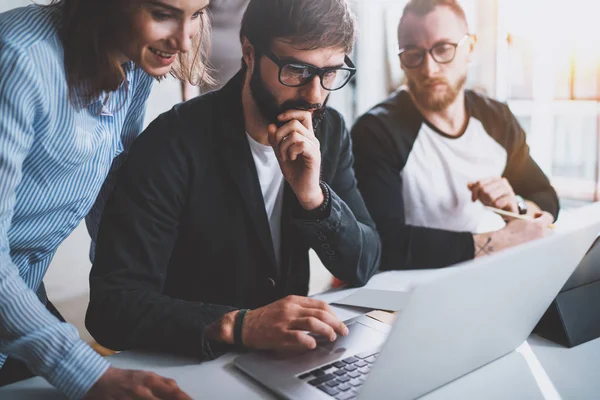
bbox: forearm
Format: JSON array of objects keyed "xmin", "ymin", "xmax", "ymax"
[
  {"xmin": 86, "ymin": 287, "xmax": 236, "ymax": 360},
  {"xmin": 377, "ymin": 220, "xmax": 475, "ymax": 270},
  {"xmin": 0, "ymin": 255, "xmax": 108, "ymax": 398},
  {"xmin": 473, "ymin": 229, "xmax": 514, "ymax": 258},
  {"xmin": 204, "ymin": 310, "xmax": 238, "ymax": 344}
]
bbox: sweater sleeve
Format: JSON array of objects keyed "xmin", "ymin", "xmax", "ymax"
[
  {"xmin": 87, "ymin": 113, "xmax": 235, "ymax": 360},
  {"xmin": 501, "ymin": 105, "xmax": 560, "ymax": 220}
]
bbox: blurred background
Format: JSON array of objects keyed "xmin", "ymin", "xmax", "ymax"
[
  {"xmin": 166, "ymin": 0, "xmax": 600, "ymax": 206},
  {"xmin": 1, "ymin": 0, "xmax": 599, "ymax": 342}
]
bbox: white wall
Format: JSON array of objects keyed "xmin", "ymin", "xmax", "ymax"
[{"xmin": 0, "ymin": 0, "xmax": 39, "ymax": 10}]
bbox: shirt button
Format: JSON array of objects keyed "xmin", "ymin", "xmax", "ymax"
[
  {"xmin": 318, "ymin": 235, "xmax": 327, "ymax": 241},
  {"xmin": 326, "ymin": 250, "xmax": 335, "ymax": 256},
  {"xmin": 314, "ymin": 230, "xmax": 323, "ymax": 236},
  {"xmin": 267, "ymin": 278, "xmax": 276, "ymax": 287},
  {"xmin": 321, "ymin": 243, "xmax": 330, "ymax": 249}
]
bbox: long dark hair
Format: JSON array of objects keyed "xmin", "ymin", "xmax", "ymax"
[{"xmin": 46, "ymin": 0, "xmax": 213, "ymax": 104}]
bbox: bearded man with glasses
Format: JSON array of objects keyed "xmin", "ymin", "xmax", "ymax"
[
  {"xmin": 351, "ymin": 0, "xmax": 558, "ymax": 271},
  {"xmin": 85, "ymin": 0, "xmax": 380, "ymax": 358}
]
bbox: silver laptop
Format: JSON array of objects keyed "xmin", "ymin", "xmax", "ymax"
[{"xmin": 235, "ymin": 219, "xmax": 600, "ymax": 400}]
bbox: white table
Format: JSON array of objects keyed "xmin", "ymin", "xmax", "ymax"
[{"xmin": 2, "ymin": 270, "xmax": 599, "ymax": 399}]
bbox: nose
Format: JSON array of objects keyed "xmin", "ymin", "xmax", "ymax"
[
  {"xmin": 300, "ymin": 74, "xmax": 324, "ymax": 105},
  {"xmin": 421, "ymin": 52, "xmax": 441, "ymax": 77},
  {"xmin": 169, "ymin": 19, "xmax": 196, "ymax": 54}
]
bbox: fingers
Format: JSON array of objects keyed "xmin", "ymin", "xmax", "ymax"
[
  {"xmin": 131, "ymin": 386, "xmax": 158, "ymax": 400},
  {"xmin": 268, "ymin": 118, "xmax": 318, "ymax": 150},
  {"xmin": 468, "ymin": 178, "xmax": 496, "ymax": 201},
  {"xmin": 294, "ymin": 296, "xmax": 337, "ymax": 317},
  {"xmin": 469, "ymin": 177, "xmax": 496, "ymax": 188},
  {"xmin": 468, "ymin": 180, "xmax": 487, "ymax": 202},
  {"xmin": 299, "ymin": 308, "xmax": 349, "ymax": 337},
  {"xmin": 284, "ymin": 296, "xmax": 348, "ymax": 337},
  {"xmin": 494, "ymin": 194, "xmax": 517, "ymax": 212},
  {"xmin": 289, "ymin": 317, "xmax": 338, "ymax": 342},
  {"xmin": 268, "ymin": 119, "xmax": 316, "ymax": 145},
  {"xmin": 277, "ymin": 132, "xmax": 319, "ymax": 162},
  {"xmin": 469, "ymin": 177, "xmax": 514, "ymax": 206},
  {"xmin": 144, "ymin": 373, "xmax": 192, "ymax": 400},
  {"xmin": 283, "ymin": 330, "xmax": 318, "ymax": 351},
  {"xmin": 294, "ymin": 297, "xmax": 348, "ymax": 337},
  {"xmin": 478, "ymin": 179, "xmax": 510, "ymax": 202},
  {"xmin": 277, "ymin": 110, "xmax": 314, "ymax": 132}
]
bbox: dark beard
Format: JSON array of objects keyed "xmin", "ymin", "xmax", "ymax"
[
  {"xmin": 407, "ymin": 73, "xmax": 467, "ymax": 112},
  {"xmin": 249, "ymin": 64, "xmax": 328, "ymax": 129}
]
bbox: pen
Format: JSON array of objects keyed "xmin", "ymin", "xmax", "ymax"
[{"xmin": 484, "ymin": 206, "xmax": 555, "ymax": 229}]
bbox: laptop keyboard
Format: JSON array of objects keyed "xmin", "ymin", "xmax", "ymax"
[{"xmin": 296, "ymin": 350, "xmax": 379, "ymax": 399}]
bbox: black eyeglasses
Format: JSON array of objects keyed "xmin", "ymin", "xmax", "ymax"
[
  {"xmin": 398, "ymin": 34, "xmax": 470, "ymax": 69},
  {"xmin": 257, "ymin": 47, "xmax": 356, "ymax": 91}
]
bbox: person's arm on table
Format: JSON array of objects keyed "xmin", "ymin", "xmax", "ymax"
[{"xmin": 472, "ymin": 213, "xmax": 554, "ymax": 258}]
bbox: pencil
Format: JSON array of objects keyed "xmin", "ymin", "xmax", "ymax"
[{"xmin": 484, "ymin": 206, "xmax": 555, "ymax": 229}]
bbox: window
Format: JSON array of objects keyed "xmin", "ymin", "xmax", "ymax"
[{"xmin": 497, "ymin": 0, "xmax": 600, "ymax": 201}]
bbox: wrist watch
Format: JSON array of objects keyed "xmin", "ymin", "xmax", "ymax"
[{"xmin": 516, "ymin": 195, "xmax": 528, "ymax": 215}]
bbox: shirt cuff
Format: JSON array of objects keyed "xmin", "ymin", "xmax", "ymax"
[{"xmin": 47, "ymin": 340, "xmax": 110, "ymax": 399}]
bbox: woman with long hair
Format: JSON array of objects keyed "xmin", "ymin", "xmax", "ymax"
[{"xmin": 0, "ymin": 0, "xmax": 211, "ymax": 398}]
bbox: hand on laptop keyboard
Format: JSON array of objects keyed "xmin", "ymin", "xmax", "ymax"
[{"xmin": 241, "ymin": 295, "xmax": 350, "ymax": 352}]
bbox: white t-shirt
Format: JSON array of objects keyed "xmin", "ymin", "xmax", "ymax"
[
  {"xmin": 246, "ymin": 133, "xmax": 285, "ymax": 266},
  {"xmin": 402, "ymin": 117, "xmax": 507, "ymax": 233}
]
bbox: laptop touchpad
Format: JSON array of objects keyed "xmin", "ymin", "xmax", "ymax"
[{"xmin": 315, "ymin": 321, "xmax": 386, "ymax": 353}]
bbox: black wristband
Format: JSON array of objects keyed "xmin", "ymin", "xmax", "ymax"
[
  {"xmin": 318, "ymin": 181, "xmax": 331, "ymax": 212},
  {"xmin": 234, "ymin": 309, "xmax": 249, "ymax": 348}
]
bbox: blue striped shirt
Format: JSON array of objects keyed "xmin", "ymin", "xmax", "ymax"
[{"xmin": 0, "ymin": 5, "xmax": 154, "ymax": 398}]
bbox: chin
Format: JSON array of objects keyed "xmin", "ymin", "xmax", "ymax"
[{"xmin": 140, "ymin": 63, "xmax": 173, "ymax": 78}]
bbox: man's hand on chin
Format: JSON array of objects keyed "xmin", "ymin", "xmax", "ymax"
[{"xmin": 268, "ymin": 109, "xmax": 324, "ymax": 210}]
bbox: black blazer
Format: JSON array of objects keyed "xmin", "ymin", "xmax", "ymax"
[{"xmin": 86, "ymin": 72, "xmax": 381, "ymax": 360}]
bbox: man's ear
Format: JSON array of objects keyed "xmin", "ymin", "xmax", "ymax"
[
  {"xmin": 241, "ymin": 37, "xmax": 256, "ymax": 72},
  {"xmin": 467, "ymin": 34, "xmax": 477, "ymax": 62}
]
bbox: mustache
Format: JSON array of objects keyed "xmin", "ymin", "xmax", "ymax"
[
  {"xmin": 276, "ymin": 100, "xmax": 326, "ymax": 128},
  {"xmin": 280, "ymin": 100, "xmax": 323, "ymax": 112},
  {"xmin": 420, "ymin": 78, "xmax": 449, "ymax": 86}
]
